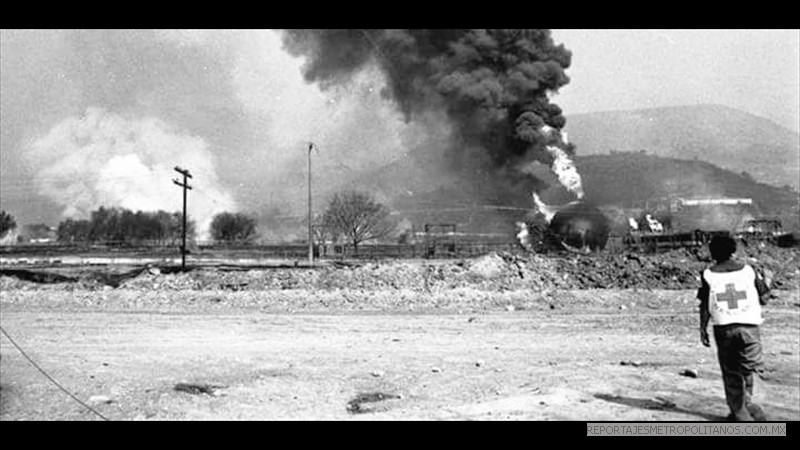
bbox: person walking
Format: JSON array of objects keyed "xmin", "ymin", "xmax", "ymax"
[{"xmin": 697, "ymin": 235, "xmax": 772, "ymax": 422}]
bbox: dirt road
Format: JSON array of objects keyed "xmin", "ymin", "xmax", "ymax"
[{"xmin": 1, "ymin": 290, "xmax": 798, "ymax": 421}]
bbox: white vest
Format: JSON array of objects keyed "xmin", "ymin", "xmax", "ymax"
[{"xmin": 703, "ymin": 265, "xmax": 762, "ymax": 326}]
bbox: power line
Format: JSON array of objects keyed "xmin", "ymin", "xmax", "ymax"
[
  {"xmin": 0, "ymin": 326, "xmax": 111, "ymax": 421},
  {"xmin": 359, "ymin": 29, "xmax": 391, "ymax": 67},
  {"xmin": 0, "ymin": 172, "xmax": 314, "ymax": 193}
]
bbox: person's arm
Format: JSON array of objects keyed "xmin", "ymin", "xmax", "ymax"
[
  {"xmin": 697, "ymin": 274, "xmax": 711, "ymax": 347},
  {"xmin": 754, "ymin": 267, "xmax": 773, "ymax": 306}
]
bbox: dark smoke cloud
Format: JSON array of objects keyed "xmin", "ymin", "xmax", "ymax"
[{"xmin": 282, "ymin": 29, "xmax": 572, "ymax": 169}]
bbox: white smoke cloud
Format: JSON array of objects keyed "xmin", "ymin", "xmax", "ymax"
[
  {"xmin": 26, "ymin": 107, "xmax": 236, "ymax": 239},
  {"xmin": 540, "ymin": 125, "xmax": 585, "ymax": 200},
  {"xmin": 2, "ymin": 29, "xmax": 466, "ymax": 237},
  {"xmin": 545, "ymin": 144, "xmax": 585, "ymax": 199},
  {"xmin": 515, "ymin": 221, "xmax": 532, "ymax": 251},
  {"xmin": 518, "ymin": 125, "xmax": 585, "ymax": 223},
  {"xmin": 156, "ymin": 29, "xmax": 435, "ymax": 208},
  {"xmin": 531, "ymin": 192, "xmax": 557, "ymax": 223}
]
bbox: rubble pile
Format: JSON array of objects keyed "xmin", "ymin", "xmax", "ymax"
[
  {"xmin": 522, "ymin": 245, "xmax": 798, "ymax": 291},
  {"xmin": 551, "ymin": 252, "xmax": 703, "ymax": 290},
  {"xmin": 1, "ymin": 246, "xmax": 797, "ymax": 294}
]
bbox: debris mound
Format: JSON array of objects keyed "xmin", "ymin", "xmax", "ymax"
[{"xmin": 2, "ymin": 245, "xmax": 796, "ymax": 295}]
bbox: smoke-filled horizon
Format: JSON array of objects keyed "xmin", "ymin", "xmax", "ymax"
[
  {"xmin": 1, "ymin": 29, "xmax": 585, "ymax": 241},
  {"xmin": 8, "ymin": 30, "xmax": 789, "ymax": 240},
  {"xmin": 0, "ymin": 30, "xmax": 435, "ymax": 239}
]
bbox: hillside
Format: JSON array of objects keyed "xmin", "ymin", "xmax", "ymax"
[
  {"xmin": 578, "ymin": 152, "xmax": 798, "ymax": 209},
  {"xmin": 262, "ymin": 104, "xmax": 800, "ymax": 242},
  {"xmin": 576, "ymin": 152, "xmax": 800, "ymax": 231},
  {"xmin": 255, "ymin": 149, "xmax": 800, "ymax": 243},
  {"xmin": 378, "ymin": 152, "xmax": 800, "ymax": 238},
  {"xmin": 565, "ymin": 104, "xmax": 800, "ymax": 191}
]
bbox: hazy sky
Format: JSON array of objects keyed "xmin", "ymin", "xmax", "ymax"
[
  {"xmin": 551, "ymin": 29, "xmax": 800, "ymax": 131},
  {"xmin": 1, "ymin": 29, "xmax": 798, "ymax": 232}
]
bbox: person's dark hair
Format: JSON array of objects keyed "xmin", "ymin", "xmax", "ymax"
[{"xmin": 709, "ymin": 235, "xmax": 737, "ymax": 262}]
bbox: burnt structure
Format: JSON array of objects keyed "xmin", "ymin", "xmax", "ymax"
[{"xmin": 548, "ymin": 201, "xmax": 610, "ymax": 251}]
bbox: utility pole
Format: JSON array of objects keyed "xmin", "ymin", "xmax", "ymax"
[
  {"xmin": 307, "ymin": 142, "xmax": 315, "ymax": 265},
  {"xmin": 173, "ymin": 166, "xmax": 193, "ymax": 270}
]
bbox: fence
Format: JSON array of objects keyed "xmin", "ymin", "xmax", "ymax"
[
  {"xmin": 0, "ymin": 241, "xmax": 524, "ymax": 261},
  {"xmin": 4, "ymin": 233, "xmax": 743, "ymax": 262}
]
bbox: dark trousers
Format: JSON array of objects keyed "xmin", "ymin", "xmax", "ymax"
[{"xmin": 713, "ymin": 324, "xmax": 766, "ymax": 421}]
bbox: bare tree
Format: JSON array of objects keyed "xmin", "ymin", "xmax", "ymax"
[{"xmin": 323, "ymin": 191, "xmax": 392, "ymax": 255}]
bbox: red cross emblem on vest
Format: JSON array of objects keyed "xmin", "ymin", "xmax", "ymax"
[{"xmin": 716, "ymin": 283, "xmax": 747, "ymax": 309}]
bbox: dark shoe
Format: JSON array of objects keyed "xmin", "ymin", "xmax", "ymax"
[
  {"xmin": 747, "ymin": 403, "xmax": 768, "ymax": 422},
  {"xmin": 726, "ymin": 410, "xmax": 755, "ymax": 422}
]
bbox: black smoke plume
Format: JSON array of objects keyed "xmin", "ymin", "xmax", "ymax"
[{"xmin": 282, "ymin": 29, "xmax": 572, "ymax": 170}]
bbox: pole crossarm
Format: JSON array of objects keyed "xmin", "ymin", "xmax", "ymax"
[
  {"xmin": 174, "ymin": 166, "xmax": 193, "ymax": 179},
  {"xmin": 172, "ymin": 179, "xmax": 193, "ymax": 189}
]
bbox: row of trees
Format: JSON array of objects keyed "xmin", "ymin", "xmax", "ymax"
[
  {"xmin": 57, "ymin": 207, "xmax": 196, "ymax": 246},
  {"xmin": 210, "ymin": 191, "xmax": 392, "ymax": 252},
  {"xmin": 205, "ymin": 191, "xmax": 392, "ymax": 251},
  {"xmin": 2, "ymin": 207, "xmax": 258, "ymax": 245},
  {"xmin": 2, "ymin": 190, "xmax": 393, "ymax": 251}
]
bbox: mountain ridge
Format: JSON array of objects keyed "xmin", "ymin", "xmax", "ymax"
[{"xmin": 564, "ymin": 103, "xmax": 799, "ymax": 190}]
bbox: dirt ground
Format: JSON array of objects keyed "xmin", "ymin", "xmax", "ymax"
[{"xmin": 1, "ymin": 286, "xmax": 798, "ymax": 421}]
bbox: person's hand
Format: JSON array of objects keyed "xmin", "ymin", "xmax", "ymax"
[
  {"xmin": 700, "ymin": 329, "xmax": 710, "ymax": 347},
  {"xmin": 763, "ymin": 268, "xmax": 774, "ymax": 288}
]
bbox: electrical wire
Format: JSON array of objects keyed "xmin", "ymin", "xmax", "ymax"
[{"xmin": 0, "ymin": 325, "xmax": 111, "ymax": 421}]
